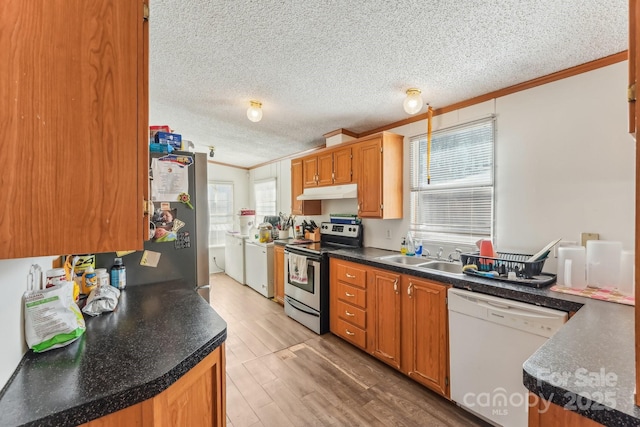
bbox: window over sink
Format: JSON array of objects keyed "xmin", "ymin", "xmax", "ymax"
[{"xmin": 409, "ymin": 116, "xmax": 495, "ymax": 246}]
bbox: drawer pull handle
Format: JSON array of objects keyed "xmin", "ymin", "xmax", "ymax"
[
  {"xmin": 345, "ymin": 292, "xmax": 355, "ymax": 297},
  {"xmin": 408, "ymin": 282, "xmax": 414, "ymax": 298},
  {"xmin": 346, "ymin": 273, "xmax": 356, "ymax": 278},
  {"xmin": 345, "ymin": 329, "xmax": 355, "ymax": 336},
  {"xmin": 345, "ymin": 310, "xmax": 355, "ymax": 317},
  {"xmin": 393, "ymin": 278, "xmax": 399, "ymax": 294}
]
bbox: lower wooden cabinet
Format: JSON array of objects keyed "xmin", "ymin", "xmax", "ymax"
[
  {"xmin": 401, "ymin": 276, "xmax": 449, "ymax": 397},
  {"xmin": 528, "ymin": 394, "xmax": 603, "ymax": 426},
  {"xmin": 370, "ymin": 269, "xmax": 402, "ymax": 370},
  {"xmin": 329, "ymin": 258, "xmax": 450, "ymax": 398},
  {"xmin": 80, "ymin": 344, "xmax": 226, "ymax": 427},
  {"xmin": 330, "ymin": 258, "xmax": 368, "ymax": 351},
  {"xmin": 274, "ymin": 245, "xmax": 285, "ymax": 305}
]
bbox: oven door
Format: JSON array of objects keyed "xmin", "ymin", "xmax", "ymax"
[{"xmin": 284, "ymin": 250, "xmax": 321, "ymax": 311}]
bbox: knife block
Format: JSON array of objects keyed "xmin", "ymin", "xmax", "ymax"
[{"xmin": 305, "ymin": 230, "xmax": 320, "ymax": 242}]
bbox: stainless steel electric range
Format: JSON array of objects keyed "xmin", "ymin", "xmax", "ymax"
[{"xmin": 283, "ymin": 222, "xmax": 363, "ymax": 334}]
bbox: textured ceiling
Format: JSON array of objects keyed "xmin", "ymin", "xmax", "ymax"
[{"xmin": 149, "ymin": 0, "xmax": 628, "ymax": 168}]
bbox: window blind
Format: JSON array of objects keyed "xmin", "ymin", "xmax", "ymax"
[
  {"xmin": 409, "ymin": 117, "xmax": 495, "ymax": 245},
  {"xmin": 208, "ymin": 182, "xmax": 234, "ymax": 246},
  {"xmin": 254, "ymin": 178, "xmax": 277, "ymax": 218}
]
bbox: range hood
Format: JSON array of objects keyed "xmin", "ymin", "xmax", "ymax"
[{"xmin": 297, "ymin": 183, "xmax": 358, "ymax": 200}]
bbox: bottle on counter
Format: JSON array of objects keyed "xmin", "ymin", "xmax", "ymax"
[
  {"xmin": 110, "ymin": 258, "xmax": 126, "ymax": 290},
  {"xmin": 406, "ymin": 232, "xmax": 415, "ymax": 256},
  {"xmin": 400, "ymin": 237, "xmax": 407, "ymax": 255},
  {"xmin": 81, "ymin": 266, "xmax": 97, "ymax": 295}
]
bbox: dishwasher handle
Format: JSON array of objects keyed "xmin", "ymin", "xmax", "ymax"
[{"xmin": 477, "ymin": 300, "xmax": 565, "ymax": 321}]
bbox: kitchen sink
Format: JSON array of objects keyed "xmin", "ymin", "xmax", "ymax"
[
  {"xmin": 421, "ymin": 261, "xmax": 463, "ymax": 274},
  {"xmin": 375, "ymin": 255, "xmax": 430, "ymax": 266}
]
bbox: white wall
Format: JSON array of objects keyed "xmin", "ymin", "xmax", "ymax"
[
  {"xmin": 363, "ymin": 61, "xmax": 634, "ymax": 272},
  {"xmin": 207, "ymin": 162, "xmax": 250, "ymax": 272},
  {"xmin": 0, "ymin": 256, "xmax": 57, "ymax": 389}
]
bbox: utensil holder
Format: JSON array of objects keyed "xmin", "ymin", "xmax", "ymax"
[{"xmin": 305, "ymin": 230, "xmax": 320, "ymax": 241}]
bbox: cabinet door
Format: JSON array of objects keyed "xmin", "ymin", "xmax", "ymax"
[
  {"xmin": 631, "ymin": 0, "xmax": 639, "ymax": 135},
  {"xmin": 402, "ymin": 276, "xmax": 449, "ymax": 397},
  {"xmin": 371, "ymin": 269, "xmax": 402, "ymax": 369},
  {"xmin": 274, "ymin": 246, "xmax": 285, "ymax": 304},
  {"xmin": 357, "ymin": 139, "xmax": 383, "ymax": 218},
  {"xmin": 317, "ymin": 152, "xmax": 334, "ymax": 186},
  {"xmin": 291, "ymin": 158, "xmax": 321, "ymax": 216},
  {"xmin": 302, "ymin": 155, "xmax": 319, "ymax": 187},
  {"xmin": 0, "ymin": 0, "xmax": 148, "ymax": 259},
  {"xmin": 333, "ymin": 147, "xmax": 352, "ymax": 184}
]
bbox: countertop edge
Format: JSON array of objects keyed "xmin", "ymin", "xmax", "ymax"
[{"xmin": 24, "ymin": 328, "xmax": 227, "ymax": 427}]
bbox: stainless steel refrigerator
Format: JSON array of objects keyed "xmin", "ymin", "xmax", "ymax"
[{"xmin": 96, "ymin": 151, "xmax": 210, "ymax": 301}]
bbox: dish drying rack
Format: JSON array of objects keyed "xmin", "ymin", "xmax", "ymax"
[{"xmin": 460, "ymin": 251, "xmax": 556, "ymax": 288}]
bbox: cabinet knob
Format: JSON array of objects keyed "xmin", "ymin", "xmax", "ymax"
[
  {"xmin": 393, "ymin": 278, "xmax": 399, "ymax": 294},
  {"xmin": 408, "ymin": 282, "xmax": 414, "ymax": 298}
]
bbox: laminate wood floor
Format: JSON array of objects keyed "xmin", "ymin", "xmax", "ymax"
[{"xmin": 209, "ymin": 273, "xmax": 490, "ymax": 427}]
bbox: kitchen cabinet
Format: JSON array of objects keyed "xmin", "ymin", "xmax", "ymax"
[
  {"xmin": 274, "ymin": 245, "xmax": 285, "ymax": 304},
  {"xmin": 291, "ymin": 158, "xmax": 321, "ymax": 215},
  {"xmin": 79, "ymin": 344, "xmax": 226, "ymax": 427},
  {"xmin": 630, "ymin": 0, "xmax": 639, "ymax": 135},
  {"xmin": 302, "ymin": 147, "xmax": 353, "ymax": 188},
  {"xmin": 401, "ymin": 276, "xmax": 450, "ymax": 397},
  {"xmin": 355, "ymin": 132, "xmax": 403, "ymax": 219},
  {"xmin": 331, "ymin": 146, "xmax": 353, "ymax": 184},
  {"xmin": 330, "ymin": 258, "xmax": 369, "ymax": 350},
  {"xmin": 329, "ymin": 259, "xmax": 450, "ymax": 398},
  {"xmin": 632, "ymin": 0, "xmax": 640, "ymax": 410},
  {"xmin": 528, "ymin": 394, "xmax": 602, "ymax": 427},
  {"xmin": 0, "ymin": 0, "xmax": 149, "ymax": 259},
  {"xmin": 370, "ymin": 269, "xmax": 402, "ymax": 370}
]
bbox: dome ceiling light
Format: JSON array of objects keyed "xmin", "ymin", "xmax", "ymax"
[
  {"xmin": 403, "ymin": 88, "xmax": 424, "ymax": 115},
  {"xmin": 247, "ymin": 100, "xmax": 263, "ymax": 122}
]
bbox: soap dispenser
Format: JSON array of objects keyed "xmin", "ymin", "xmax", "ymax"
[
  {"xmin": 400, "ymin": 237, "xmax": 407, "ymax": 255},
  {"xmin": 406, "ymin": 232, "xmax": 415, "ymax": 256}
]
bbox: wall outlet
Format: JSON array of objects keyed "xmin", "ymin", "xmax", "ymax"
[
  {"xmin": 580, "ymin": 232, "xmax": 599, "ymax": 247},
  {"xmin": 385, "ymin": 229, "xmax": 392, "ymax": 239}
]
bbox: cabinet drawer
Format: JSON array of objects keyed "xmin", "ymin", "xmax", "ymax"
[
  {"xmin": 337, "ymin": 300, "xmax": 366, "ymax": 329},
  {"xmin": 337, "ymin": 282, "xmax": 366, "ymax": 309},
  {"xmin": 335, "ymin": 318, "xmax": 366, "ymax": 349},
  {"xmin": 335, "ymin": 262, "xmax": 367, "ymax": 288}
]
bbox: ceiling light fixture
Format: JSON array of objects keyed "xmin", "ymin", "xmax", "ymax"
[
  {"xmin": 403, "ymin": 88, "xmax": 424, "ymax": 115},
  {"xmin": 247, "ymin": 100, "xmax": 263, "ymax": 122}
]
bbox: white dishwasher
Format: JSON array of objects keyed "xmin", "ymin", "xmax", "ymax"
[
  {"xmin": 448, "ymin": 288, "xmax": 567, "ymax": 427},
  {"xmin": 244, "ymin": 240, "xmax": 274, "ymax": 298}
]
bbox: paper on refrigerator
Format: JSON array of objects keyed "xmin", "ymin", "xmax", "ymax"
[{"xmin": 150, "ymin": 156, "xmax": 190, "ymax": 202}]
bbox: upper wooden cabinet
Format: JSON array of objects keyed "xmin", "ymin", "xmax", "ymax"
[
  {"xmin": 356, "ymin": 133, "xmax": 404, "ymax": 219},
  {"xmin": 0, "ymin": 0, "xmax": 149, "ymax": 259},
  {"xmin": 291, "ymin": 158, "xmax": 321, "ymax": 215},
  {"xmin": 302, "ymin": 146, "xmax": 353, "ymax": 188},
  {"xmin": 291, "ymin": 132, "xmax": 402, "ymax": 218}
]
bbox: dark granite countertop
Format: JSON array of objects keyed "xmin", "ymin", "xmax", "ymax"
[
  {"xmin": 329, "ymin": 247, "xmax": 638, "ymax": 426},
  {"xmin": 0, "ymin": 280, "xmax": 227, "ymax": 427}
]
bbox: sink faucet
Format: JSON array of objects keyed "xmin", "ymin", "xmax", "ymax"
[
  {"xmin": 422, "ymin": 248, "xmax": 431, "ymax": 257},
  {"xmin": 448, "ymin": 248, "xmax": 463, "ymax": 262},
  {"xmin": 436, "ymin": 247, "xmax": 443, "ymax": 260}
]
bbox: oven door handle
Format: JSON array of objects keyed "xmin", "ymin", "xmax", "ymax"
[{"xmin": 285, "ymin": 296, "xmax": 320, "ymax": 317}]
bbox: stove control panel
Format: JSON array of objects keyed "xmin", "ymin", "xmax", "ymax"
[{"xmin": 320, "ymin": 222, "xmax": 361, "ymax": 238}]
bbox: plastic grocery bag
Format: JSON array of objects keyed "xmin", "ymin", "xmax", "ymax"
[{"xmin": 24, "ymin": 281, "xmax": 86, "ymax": 352}]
